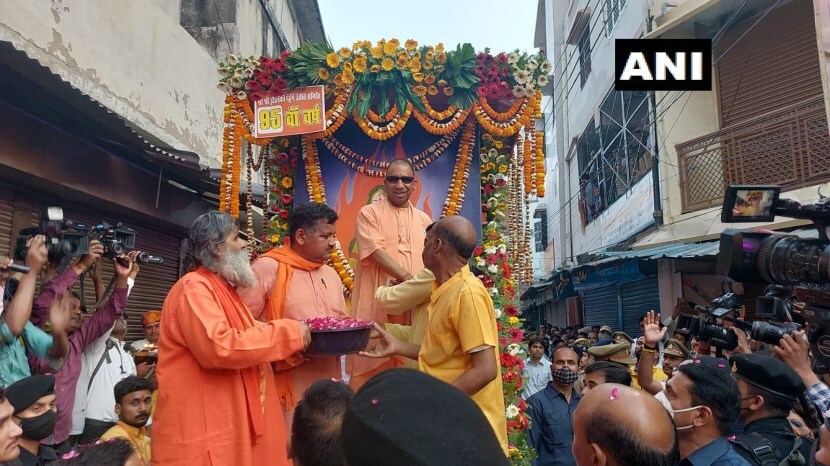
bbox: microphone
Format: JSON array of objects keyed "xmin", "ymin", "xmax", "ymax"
[{"xmin": 8, "ymin": 264, "xmax": 30, "ymax": 274}]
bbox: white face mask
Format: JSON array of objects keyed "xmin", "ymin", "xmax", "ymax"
[{"xmin": 655, "ymin": 390, "xmax": 701, "ymax": 431}]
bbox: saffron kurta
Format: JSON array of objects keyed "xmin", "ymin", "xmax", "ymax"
[
  {"xmin": 419, "ymin": 265, "xmax": 509, "ymax": 453},
  {"xmin": 152, "ymin": 268, "xmax": 306, "ymax": 466},
  {"xmin": 238, "ymin": 257, "xmax": 347, "ymax": 428},
  {"xmin": 101, "ymin": 421, "xmax": 152, "ymax": 465},
  {"xmin": 348, "ymin": 198, "xmax": 432, "ymax": 383}
]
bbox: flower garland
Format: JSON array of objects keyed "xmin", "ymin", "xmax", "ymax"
[
  {"xmin": 412, "ymin": 103, "xmax": 471, "ymax": 136},
  {"xmin": 265, "ymin": 138, "xmax": 298, "ymax": 246},
  {"xmin": 321, "ymin": 125, "xmax": 461, "ymax": 175},
  {"xmin": 219, "ymin": 96, "xmax": 243, "ymax": 217},
  {"xmin": 473, "ymin": 97, "xmax": 534, "ymax": 137},
  {"xmin": 440, "ymin": 117, "xmax": 475, "ymax": 217},
  {"xmin": 354, "ymin": 102, "xmax": 413, "ymax": 140},
  {"xmin": 475, "ymin": 132, "xmax": 534, "ymax": 465}
]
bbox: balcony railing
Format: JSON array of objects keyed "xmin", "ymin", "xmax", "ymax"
[{"xmin": 677, "ymin": 96, "xmax": 830, "ymax": 213}]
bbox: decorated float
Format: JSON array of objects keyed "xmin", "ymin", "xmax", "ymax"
[{"xmin": 216, "ymin": 38, "xmax": 549, "ymax": 464}]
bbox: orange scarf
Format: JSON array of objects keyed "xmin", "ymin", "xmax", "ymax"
[
  {"xmin": 196, "ymin": 267, "xmax": 267, "ymax": 439},
  {"xmin": 260, "ymin": 246, "xmax": 324, "ymax": 408}
]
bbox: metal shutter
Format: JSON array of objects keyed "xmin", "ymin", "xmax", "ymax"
[
  {"xmin": 546, "ymin": 299, "xmax": 568, "ymax": 328},
  {"xmin": 620, "ymin": 278, "xmax": 660, "ymax": 337},
  {"xmin": 716, "ymin": 0, "xmax": 822, "ymax": 127},
  {"xmin": 581, "ymin": 285, "xmax": 620, "ymax": 328}
]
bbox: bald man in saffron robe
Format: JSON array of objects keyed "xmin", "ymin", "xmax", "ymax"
[{"xmin": 347, "ymin": 159, "xmax": 432, "ymax": 390}]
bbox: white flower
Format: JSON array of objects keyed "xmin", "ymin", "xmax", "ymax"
[
  {"xmin": 494, "ymin": 307, "xmax": 503, "ymax": 319},
  {"xmin": 234, "ymin": 69, "xmax": 244, "ymax": 78},
  {"xmin": 489, "ymin": 287, "xmax": 500, "ymax": 296},
  {"xmin": 485, "ymin": 246, "xmax": 497, "ymax": 255},
  {"xmin": 236, "ymin": 91, "xmax": 247, "ymax": 100},
  {"xmin": 487, "ymin": 264, "xmax": 499, "ymax": 274},
  {"xmin": 488, "ymin": 148, "xmax": 498, "ymax": 158},
  {"xmin": 513, "ymin": 86, "xmax": 525, "ymax": 98},
  {"xmin": 475, "ymin": 257, "xmax": 486, "ymax": 267},
  {"xmin": 541, "ymin": 61, "xmax": 553, "ymax": 74},
  {"xmin": 537, "ymin": 75, "xmax": 550, "ymax": 87},
  {"xmin": 217, "ymin": 82, "xmax": 231, "ymax": 93},
  {"xmin": 508, "ymin": 52, "xmax": 520, "ymax": 64},
  {"xmin": 508, "ymin": 343, "xmax": 522, "ymax": 356},
  {"xmin": 527, "ymin": 58, "xmax": 538, "ymax": 69},
  {"xmin": 245, "ymin": 69, "xmax": 254, "ymax": 78},
  {"xmin": 227, "ymin": 55, "xmax": 239, "ymax": 65},
  {"xmin": 229, "ymin": 77, "xmax": 243, "ymax": 88},
  {"xmin": 506, "ymin": 404, "xmax": 520, "ymax": 419},
  {"xmin": 498, "ymin": 244, "xmax": 507, "ymax": 253},
  {"xmin": 514, "ymin": 69, "xmax": 530, "ymax": 85}
]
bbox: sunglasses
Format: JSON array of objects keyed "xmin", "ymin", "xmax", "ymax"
[{"xmin": 386, "ymin": 175, "xmax": 414, "ymax": 184}]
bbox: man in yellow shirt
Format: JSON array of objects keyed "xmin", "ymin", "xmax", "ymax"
[
  {"xmin": 361, "ymin": 216, "xmax": 508, "ymax": 453},
  {"xmin": 100, "ymin": 376, "xmax": 152, "ymax": 465}
]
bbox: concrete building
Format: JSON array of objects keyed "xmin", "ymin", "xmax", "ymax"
[
  {"xmin": 0, "ymin": 0, "xmax": 324, "ymax": 337},
  {"xmin": 526, "ymin": 0, "xmax": 830, "ymax": 336}
]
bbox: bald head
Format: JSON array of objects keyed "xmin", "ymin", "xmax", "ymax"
[
  {"xmin": 387, "ymin": 158, "xmax": 416, "ymax": 175},
  {"xmin": 431, "ymin": 216, "xmax": 477, "ymax": 259},
  {"xmin": 572, "ymin": 384, "xmax": 678, "ymax": 466}
]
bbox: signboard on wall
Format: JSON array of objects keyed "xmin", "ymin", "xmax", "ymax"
[
  {"xmin": 600, "ymin": 174, "xmax": 654, "ymax": 245},
  {"xmin": 253, "ymin": 86, "xmax": 326, "ymax": 138}
]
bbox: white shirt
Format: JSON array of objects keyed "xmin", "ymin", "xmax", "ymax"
[{"xmin": 522, "ymin": 356, "xmax": 552, "ymax": 400}]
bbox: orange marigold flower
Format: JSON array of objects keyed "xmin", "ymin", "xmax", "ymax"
[
  {"xmin": 371, "ymin": 46, "xmax": 384, "ymax": 59},
  {"xmin": 424, "ymin": 75, "xmax": 436, "ymax": 85},
  {"xmin": 427, "ymin": 85, "xmax": 439, "ymax": 96},
  {"xmin": 437, "ymin": 79, "xmax": 448, "ymax": 87},
  {"xmin": 333, "ymin": 73, "xmax": 344, "ymax": 87},
  {"xmin": 338, "ymin": 47, "xmax": 351, "ymax": 58},
  {"xmin": 397, "ymin": 53, "xmax": 409, "ymax": 68},
  {"xmin": 413, "ymin": 85, "xmax": 428, "ymax": 96},
  {"xmin": 342, "ymin": 69, "xmax": 355, "ymax": 84},
  {"xmin": 343, "ymin": 61, "xmax": 353, "ymax": 73},
  {"xmin": 425, "ymin": 51, "xmax": 435, "ymax": 61},
  {"xmin": 409, "ymin": 60, "xmax": 422, "ymax": 72},
  {"xmin": 405, "ymin": 39, "xmax": 418, "ymax": 51},
  {"xmin": 353, "ymin": 57, "xmax": 367, "ymax": 73},
  {"xmin": 436, "ymin": 43, "xmax": 445, "ymax": 53},
  {"xmin": 370, "ymin": 64, "xmax": 380, "ymax": 73},
  {"xmin": 443, "ymin": 86, "xmax": 455, "ymax": 96},
  {"xmin": 435, "ymin": 52, "xmax": 447, "ymax": 64},
  {"xmin": 318, "ymin": 68, "xmax": 330, "ymax": 80},
  {"xmin": 412, "ymin": 72, "xmax": 425, "ymax": 82},
  {"xmin": 423, "ymin": 60, "xmax": 433, "ymax": 70},
  {"xmin": 381, "ymin": 58, "xmax": 395, "ymax": 71}
]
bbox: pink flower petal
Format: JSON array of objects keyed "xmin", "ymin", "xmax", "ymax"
[
  {"xmin": 610, "ymin": 387, "xmax": 618, "ymax": 400},
  {"xmin": 371, "ymin": 399, "xmax": 379, "ymax": 406}
]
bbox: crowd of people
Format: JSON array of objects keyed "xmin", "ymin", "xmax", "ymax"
[{"xmin": 1, "ymin": 158, "xmax": 830, "ymax": 465}]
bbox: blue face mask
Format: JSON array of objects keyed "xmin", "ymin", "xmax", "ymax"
[{"xmin": 598, "ymin": 333, "xmax": 611, "ymax": 341}]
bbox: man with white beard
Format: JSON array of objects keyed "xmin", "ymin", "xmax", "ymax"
[{"xmin": 152, "ymin": 211, "xmax": 311, "ymax": 466}]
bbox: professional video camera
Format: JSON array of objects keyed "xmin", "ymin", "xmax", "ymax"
[
  {"xmin": 15, "ymin": 207, "xmax": 163, "ymax": 269},
  {"xmin": 14, "ymin": 207, "xmax": 90, "ymax": 265},
  {"xmin": 715, "ymin": 185, "xmax": 830, "ymax": 365}
]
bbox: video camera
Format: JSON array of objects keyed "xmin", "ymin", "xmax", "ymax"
[
  {"xmin": 15, "ymin": 207, "xmax": 163, "ymax": 269},
  {"xmin": 712, "ymin": 185, "xmax": 830, "ymax": 365}
]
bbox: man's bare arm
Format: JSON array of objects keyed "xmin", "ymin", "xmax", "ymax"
[
  {"xmin": 369, "ymin": 249, "xmax": 412, "ymax": 281},
  {"xmin": 452, "ymin": 348, "xmax": 497, "ymax": 396}
]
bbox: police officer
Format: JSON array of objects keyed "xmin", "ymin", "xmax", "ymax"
[{"xmin": 729, "ymin": 353, "xmax": 813, "ymax": 465}]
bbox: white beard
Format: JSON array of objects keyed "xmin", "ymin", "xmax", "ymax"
[{"xmin": 217, "ymin": 248, "xmax": 255, "ymax": 287}]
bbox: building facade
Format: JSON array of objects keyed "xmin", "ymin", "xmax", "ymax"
[{"xmin": 0, "ymin": 0, "xmax": 324, "ymax": 339}]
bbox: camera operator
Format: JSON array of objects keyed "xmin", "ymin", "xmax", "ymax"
[
  {"xmin": 729, "ymin": 353, "xmax": 814, "ymax": 465},
  {"xmin": 0, "ymin": 236, "xmax": 71, "ymax": 388},
  {"xmin": 28, "ymin": 240, "xmax": 105, "ymax": 330},
  {"xmin": 27, "ymin": 253, "xmax": 132, "ymax": 454},
  {"xmin": 773, "ymin": 332, "xmax": 830, "ymax": 421}
]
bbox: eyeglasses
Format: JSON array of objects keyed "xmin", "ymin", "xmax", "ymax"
[{"xmin": 385, "ymin": 175, "xmax": 414, "ymax": 184}]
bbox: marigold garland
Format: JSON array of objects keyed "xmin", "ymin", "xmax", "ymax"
[
  {"xmin": 354, "ymin": 102, "xmax": 413, "ymax": 140},
  {"xmin": 440, "ymin": 116, "xmax": 475, "ymax": 217}
]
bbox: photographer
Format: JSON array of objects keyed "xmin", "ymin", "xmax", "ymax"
[
  {"xmin": 28, "ymin": 254, "xmax": 132, "ymax": 453},
  {"xmin": 0, "ymin": 236, "xmax": 71, "ymax": 388},
  {"xmin": 773, "ymin": 332, "xmax": 830, "ymax": 419},
  {"xmin": 729, "ymin": 353, "xmax": 814, "ymax": 464}
]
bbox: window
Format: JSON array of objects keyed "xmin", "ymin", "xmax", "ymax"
[
  {"xmin": 604, "ymin": 0, "xmax": 627, "ymax": 35},
  {"xmin": 578, "ymin": 28, "xmax": 591, "ymax": 87},
  {"xmin": 577, "ymin": 90, "xmax": 654, "ymax": 226},
  {"xmin": 534, "ymin": 210, "xmax": 548, "ymax": 252}
]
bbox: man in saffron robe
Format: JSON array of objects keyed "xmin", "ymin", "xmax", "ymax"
[
  {"xmin": 152, "ymin": 211, "xmax": 310, "ymax": 466},
  {"xmin": 347, "ymin": 159, "xmax": 432, "ymax": 389},
  {"xmin": 238, "ymin": 202, "xmax": 347, "ymax": 431}
]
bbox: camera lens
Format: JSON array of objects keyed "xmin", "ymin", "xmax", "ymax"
[
  {"xmin": 689, "ymin": 318, "xmax": 738, "ymax": 350},
  {"xmin": 109, "ymin": 241, "xmax": 125, "ymax": 256},
  {"xmin": 751, "ymin": 321, "xmax": 793, "ymax": 346},
  {"xmin": 757, "ymin": 235, "xmax": 830, "ymax": 285}
]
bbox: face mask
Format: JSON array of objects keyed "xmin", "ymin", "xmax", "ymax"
[
  {"xmin": 598, "ymin": 334, "xmax": 611, "ymax": 342},
  {"xmin": 655, "ymin": 391, "xmax": 700, "ymax": 431},
  {"xmin": 552, "ymin": 367, "xmax": 578, "ymax": 385},
  {"xmin": 20, "ymin": 409, "xmax": 57, "ymax": 440}
]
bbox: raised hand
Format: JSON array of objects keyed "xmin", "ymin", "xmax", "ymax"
[{"xmin": 643, "ymin": 310, "xmax": 667, "ymax": 346}]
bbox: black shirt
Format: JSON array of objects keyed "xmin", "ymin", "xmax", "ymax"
[
  {"xmin": 733, "ymin": 417, "xmax": 813, "ymax": 465},
  {"xmin": 16, "ymin": 446, "xmax": 58, "ymax": 466}
]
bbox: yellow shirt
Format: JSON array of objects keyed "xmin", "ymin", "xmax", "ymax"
[
  {"xmin": 100, "ymin": 421, "xmax": 151, "ymax": 465},
  {"xmin": 377, "ymin": 268, "xmax": 434, "ymax": 369},
  {"xmin": 632, "ymin": 365, "xmax": 668, "ymax": 390},
  {"xmin": 418, "ymin": 265, "xmax": 508, "ymax": 453}
]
